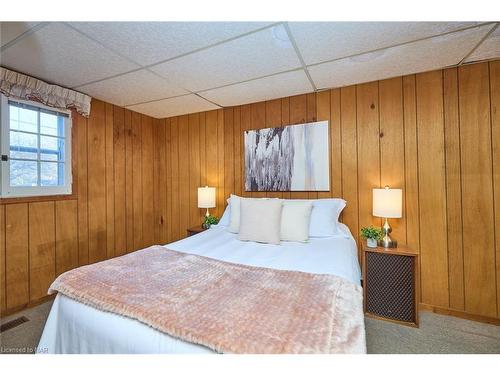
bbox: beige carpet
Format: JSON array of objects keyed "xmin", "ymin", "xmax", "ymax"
[{"xmin": 1, "ymin": 300, "xmax": 500, "ymax": 354}]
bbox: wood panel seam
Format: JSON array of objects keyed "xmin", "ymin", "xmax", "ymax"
[{"xmin": 487, "ymin": 62, "xmax": 499, "ymax": 317}]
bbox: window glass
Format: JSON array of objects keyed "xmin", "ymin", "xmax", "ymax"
[
  {"xmin": 1, "ymin": 99, "xmax": 71, "ymax": 197},
  {"xmin": 40, "ymin": 162, "xmax": 62, "ymax": 186},
  {"xmin": 10, "ymin": 160, "xmax": 38, "ymax": 187},
  {"xmin": 40, "ymin": 112, "xmax": 64, "ymax": 136}
]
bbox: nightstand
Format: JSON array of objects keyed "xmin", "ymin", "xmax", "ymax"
[
  {"xmin": 362, "ymin": 244, "xmax": 419, "ymax": 327},
  {"xmin": 186, "ymin": 225, "xmax": 207, "ymax": 237}
]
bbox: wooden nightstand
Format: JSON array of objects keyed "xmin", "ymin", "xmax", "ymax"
[
  {"xmin": 362, "ymin": 244, "xmax": 419, "ymax": 327},
  {"xmin": 186, "ymin": 225, "xmax": 207, "ymax": 237}
]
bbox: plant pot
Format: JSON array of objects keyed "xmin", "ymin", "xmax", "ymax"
[{"xmin": 366, "ymin": 238, "xmax": 378, "ymax": 248}]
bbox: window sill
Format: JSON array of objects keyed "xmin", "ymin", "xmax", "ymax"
[{"xmin": 0, "ymin": 192, "xmax": 76, "ymax": 204}]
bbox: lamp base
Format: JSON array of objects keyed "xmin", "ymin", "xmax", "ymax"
[
  {"xmin": 201, "ymin": 208, "xmax": 211, "ymax": 228},
  {"xmin": 377, "ymin": 237, "xmax": 397, "ymax": 248},
  {"xmin": 378, "ymin": 218, "xmax": 398, "ymax": 248}
]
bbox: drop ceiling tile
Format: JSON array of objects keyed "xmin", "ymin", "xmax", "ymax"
[
  {"xmin": 126, "ymin": 94, "xmax": 220, "ymax": 118},
  {"xmin": 1, "ymin": 22, "xmax": 41, "ymax": 48},
  {"xmin": 289, "ymin": 21, "xmax": 483, "ymax": 65},
  {"xmin": 69, "ymin": 22, "xmax": 273, "ymax": 66},
  {"xmin": 1, "ymin": 22, "xmax": 139, "ymax": 88},
  {"xmin": 309, "ymin": 24, "xmax": 494, "ymax": 90},
  {"xmin": 200, "ymin": 69, "xmax": 312, "ymax": 107},
  {"xmin": 465, "ymin": 25, "xmax": 500, "ymax": 63},
  {"xmin": 77, "ymin": 69, "xmax": 189, "ymax": 107},
  {"xmin": 151, "ymin": 24, "xmax": 301, "ymax": 92}
]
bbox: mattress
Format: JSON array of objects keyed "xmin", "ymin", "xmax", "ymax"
[{"xmin": 38, "ymin": 224, "xmax": 362, "ymax": 354}]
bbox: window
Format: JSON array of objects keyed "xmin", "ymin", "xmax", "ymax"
[{"xmin": 0, "ymin": 95, "xmax": 72, "ymax": 198}]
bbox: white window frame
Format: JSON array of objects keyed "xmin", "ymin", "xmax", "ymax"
[{"xmin": 0, "ymin": 94, "xmax": 72, "ymax": 198}]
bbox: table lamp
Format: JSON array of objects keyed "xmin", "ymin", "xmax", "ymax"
[
  {"xmin": 373, "ymin": 186, "xmax": 402, "ymax": 248},
  {"xmin": 198, "ymin": 186, "xmax": 216, "ymax": 218}
]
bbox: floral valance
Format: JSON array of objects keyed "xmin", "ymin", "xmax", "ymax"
[{"xmin": 0, "ymin": 67, "xmax": 91, "ymax": 117}]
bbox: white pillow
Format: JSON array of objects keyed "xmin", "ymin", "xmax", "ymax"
[
  {"xmin": 218, "ymin": 198, "xmax": 231, "ymax": 226},
  {"xmin": 280, "ymin": 201, "xmax": 313, "ymax": 242},
  {"xmin": 238, "ymin": 198, "xmax": 283, "ymax": 245},
  {"xmin": 228, "ymin": 194, "xmax": 241, "ymax": 233},
  {"xmin": 309, "ymin": 199, "xmax": 346, "ymax": 237},
  {"xmin": 280, "ymin": 198, "xmax": 346, "ymax": 237},
  {"xmin": 228, "ymin": 194, "xmax": 279, "ymax": 233}
]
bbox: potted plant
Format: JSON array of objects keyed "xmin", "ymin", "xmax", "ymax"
[
  {"xmin": 360, "ymin": 226, "xmax": 383, "ymax": 248},
  {"xmin": 202, "ymin": 215, "xmax": 219, "ymax": 229}
]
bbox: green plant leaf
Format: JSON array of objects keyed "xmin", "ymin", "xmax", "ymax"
[{"xmin": 360, "ymin": 226, "xmax": 383, "ymax": 240}]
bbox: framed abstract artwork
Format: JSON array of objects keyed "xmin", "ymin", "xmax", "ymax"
[{"xmin": 244, "ymin": 121, "xmax": 330, "ymax": 191}]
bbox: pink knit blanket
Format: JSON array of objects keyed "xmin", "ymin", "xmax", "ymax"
[{"xmin": 48, "ymin": 246, "xmax": 366, "ymax": 354}]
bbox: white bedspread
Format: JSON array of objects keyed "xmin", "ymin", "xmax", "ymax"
[{"xmin": 38, "ymin": 224, "xmax": 361, "ymax": 354}]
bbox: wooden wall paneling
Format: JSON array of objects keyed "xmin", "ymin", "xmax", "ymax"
[
  {"xmin": 71, "ymin": 109, "xmax": 79, "ymax": 209},
  {"xmin": 28, "ymin": 201, "xmax": 55, "ymax": 301},
  {"xmin": 5, "ymin": 203, "xmax": 29, "ymax": 308},
  {"xmin": 240, "ymin": 105, "xmax": 251, "ymax": 198},
  {"xmin": 169, "ymin": 117, "xmax": 180, "ymax": 241},
  {"xmin": 153, "ymin": 119, "xmax": 160, "ymax": 242},
  {"xmin": 331, "ymin": 89, "xmax": 343, "ymax": 199},
  {"xmin": 197, "ymin": 114, "xmax": 206, "ymax": 226},
  {"xmin": 290, "ymin": 94, "xmax": 307, "ymax": 125},
  {"xmin": 379, "ymin": 77, "xmax": 406, "ymax": 244},
  {"xmin": 156, "ymin": 119, "xmax": 168, "ymax": 244},
  {"xmin": 124, "ymin": 110, "xmax": 134, "ymax": 253},
  {"xmin": 459, "ymin": 63, "xmax": 496, "ymax": 317},
  {"xmin": 306, "ymin": 92, "xmax": 317, "ymax": 122},
  {"xmin": 188, "ymin": 114, "xmax": 201, "ymax": 228},
  {"xmin": 356, "ymin": 82, "xmax": 381, "ymax": 234},
  {"xmin": 340, "ymin": 86, "xmax": 359, "ymax": 247},
  {"xmin": 0, "ymin": 205, "xmax": 4, "ymax": 312},
  {"xmin": 416, "ymin": 70, "xmax": 449, "ymax": 308},
  {"xmin": 402, "ymin": 75, "xmax": 421, "ymax": 305},
  {"xmin": 132, "ymin": 112, "xmax": 143, "ymax": 250},
  {"xmin": 142, "ymin": 115, "xmax": 154, "ymax": 247},
  {"xmin": 216, "ymin": 110, "xmax": 225, "ymax": 216},
  {"xmin": 105, "ymin": 103, "xmax": 115, "ymax": 259},
  {"xmin": 233, "ymin": 107, "xmax": 242, "ymax": 197},
  {"xmin": 490, "ymin": 60, "xmax": 500, "ymax": 317},
  {"xmin": 281, "ymin": 98, "xmax": 291, "ymax": 199},
  {"xmin": 204, "ymin": 111, "xmax": 219, "ymax": 210},
  {"xmin": 289, "ymin": 95, "xmax": 308, "ymax": 199},
  {"xmin": 55, "ymin": 200, "xmax": 78, "ymax": 276},
  {"xmin": 76, "ymin": 112, "xmax": 89, "ymax": 265},
  {"xmin": 198, "ymin": 113, "xmax": 207, "ymax": 188},
  {"xmin": 316, "ymin": 90, "xmax": 333, "ymax": 199},
  {"xmin": 178, "ymin": 115, "xmax": 190, "ymax": 236},
  {"xmin": 165, "ymin": 119, "xmax": 173, "ymax": 243},
  {"xmin": 223, "ymin": 108, "xmax": 235, "ymax": 205},
  {"xmin": 443, "ymin": 67, "xmax": 465, "ymax": 310},
  {"xmin": 306, "ymin": 92, "xmax": 318, "ymax": 199},
  {"xmin": 87, "ymin": 100, "xmax": 107, "ymax": 263},
  {"xmin": 265, "ymin": 99, "xmax": 283, "ymax": 199},
  {"xmin": 113, "ymin": 106, "xmax": 126, "ymax": 256},
  {"xmin": 402, "ymin": 75, "xmax": 420, "ymax": 254}
]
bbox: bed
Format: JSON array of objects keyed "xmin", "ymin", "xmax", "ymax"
[{"xmin": 38, "ymin": 223, "xmax": 363, "ymax": 354}]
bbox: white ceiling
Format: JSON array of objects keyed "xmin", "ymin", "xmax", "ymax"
[{"xmin": 0, "ymin": 21, "xmax": 498, "ymax": 118}]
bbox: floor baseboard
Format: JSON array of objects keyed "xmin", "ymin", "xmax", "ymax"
[{"xmin": 419, "ymin": 303, "xmax": 500, "ymax": 326}]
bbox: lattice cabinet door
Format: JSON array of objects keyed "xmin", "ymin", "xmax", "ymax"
[{"xmin": 362, "ymin": 245, "xmax": 419, "ymax": 327}]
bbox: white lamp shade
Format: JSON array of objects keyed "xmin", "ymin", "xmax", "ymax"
[
  {"xmin": 198, "ymin": 186, "xmax": 216, "ymax": 208},
  {"xmin": 373, "ymin": 187, "xmax": 402, "ymax": 218}
]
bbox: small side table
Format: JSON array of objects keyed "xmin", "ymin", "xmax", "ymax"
[
  {"xmin": 362, "ymin": 244, "xmax": 419, "ymax": 327},
  {"xmin": 186, "ymin": 225, "xmax": 207, "ymax": 237}
]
